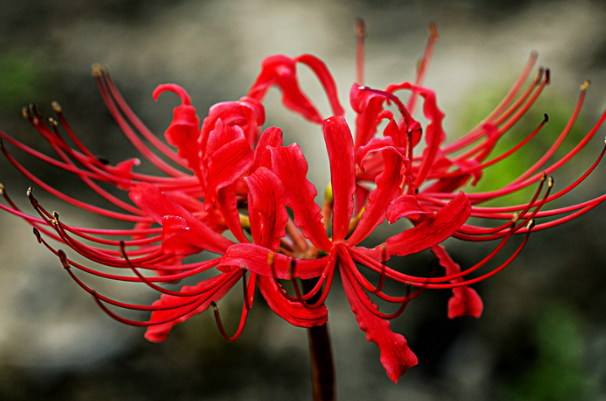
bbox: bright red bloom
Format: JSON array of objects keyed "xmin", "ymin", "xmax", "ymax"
[{"xmin": 1, "ymin": 24, "xmax": 605, "ymax": 384}]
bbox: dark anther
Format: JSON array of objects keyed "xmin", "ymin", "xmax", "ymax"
[
  {"xmin": 355, "ymin": 18, "xmax": 366, "ymax": 38},
  {"xmin": 95, "ymin": 155, "xmax": 110, "ymax": 165},
  {"xmin": 543, "ymin": 113, "xmax": 549, "ymax": 123},
  {"xmin": 57, "ymin": 249, "xmax": 70, "ymax": 269},
  {"xmin": 33, "ymin": 227, "xmax": 42, "ymax": 243}
]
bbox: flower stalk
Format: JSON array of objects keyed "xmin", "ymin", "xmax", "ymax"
[{"xmin": 304, "ymin": 279, "xmax": 335, "ymax": 401}]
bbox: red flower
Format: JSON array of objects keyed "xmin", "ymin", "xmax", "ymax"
[{"xmin": 1, "ymin": 24, "xmax": 605, "ymax": 384}]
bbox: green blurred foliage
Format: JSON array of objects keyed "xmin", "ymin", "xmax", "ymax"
[
  {"xmin": 0, "ymin": 56, "xmax": 43, "ymax": 107},
  {"xmin": 508, "ymin": 305, "xmax": 597, "ymax": 401}
]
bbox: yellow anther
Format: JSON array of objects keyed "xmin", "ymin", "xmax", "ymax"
[
  {"xmin": 526, "ymin": 219, "xmax": 535, "ymax": 230},
  {"xmin": 91, "ymin": 64, "xmax": 104, "ymax": 77},
  {"xmin": 0, "ymin": 183, "xmax": 4, "ymax": 195},
  {"xmin": 267, "ymin": 252, "xmax": 275, "ymax": 266},
  {"xmin": 239, "ymin": 214, "xmax": 250, "ymax": 229},
  {"xmin": 324, "ymin": 183, "xmax": 333, "ymax": 205},
  {"xmin": 580, "ymin": 80, "xmax": 591, "ymax": 91},
  {"xmin": 51, "ymin": 101, "xmax": 62, "ymax": 113},
  {"xmin": 512, "ymin": 212, "xmax": 520, "ymax": 223},
  {"xmin": 548, "ymin": 176, "xmax": 554, "ymax": 188},
  {"xmin": 22, "ymin": 107, "xmax": 29, "ymax": 119}
]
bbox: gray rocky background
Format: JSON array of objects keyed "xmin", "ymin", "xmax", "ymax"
[{"xmin": 1, "ymin": 0, "xmax": 606, "ymax": 400}]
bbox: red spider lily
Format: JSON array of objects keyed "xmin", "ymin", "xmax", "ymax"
[{"xmin": 1, "ymin": 22, "xmax": 606, "ymax": 385}]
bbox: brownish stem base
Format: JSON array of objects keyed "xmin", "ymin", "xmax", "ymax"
[{"xmin": 303, "ymin": 280, "xmax": 335, "ymax": 401}]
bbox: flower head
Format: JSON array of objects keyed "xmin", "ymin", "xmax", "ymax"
[{"xmin": 1, "ymin": 23, "xmax": 605, "ymax": 383}]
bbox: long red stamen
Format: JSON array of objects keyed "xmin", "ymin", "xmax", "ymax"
[
  {"xmin": 355, "ymin": 18, "xmax": 366, "ymax": 86},
  {"xmin": 407, "ymin": 21, "xmax": 438, "ymax": 116}
]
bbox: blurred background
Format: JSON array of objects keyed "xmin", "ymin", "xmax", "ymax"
[{"xmin": 1, "ymin": 0, "xmax": 606, "ymax": 400}]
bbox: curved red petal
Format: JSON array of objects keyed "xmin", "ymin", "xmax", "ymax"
[
  {"xmin": 248, "ymin": 55, "xmax": 322, "ymax": 123},
  {"xmin": 251, "ymin": 126, "xmax": 283, "ymax": 173},
  {"xmin": 269, "ymin": 144, "xmax": 332, "ymax": 251},
  {"xmin": 386, "ymin": 195, "xmax": 432, "ymax": 224},
  {"xmin": 323, "ymin": 116, "xmax": 355, "ymax": 242},
  {"xmin": 385, "ymin": 191, "xmax": 471, "ymax": 257},
  {"xmin": 206, "ymin": 131, "xmax": 253, "ymax": 208},
  {"xmin": 350, "ymin": 84, "xmax": 386, "ymax": 149},
  {"xmin": 295, "ymin": 54, "xmax": 345, "ymax": 117},
  {"xmin": 341, "ymin": 264, "xmax": 418, "ymax": 383},
  {"xmin": 246, "ymin": 167, "xmax": 288, "ymax": 250},
  {"xmin": 431, "ymin": 244, "xmax": 483, "ymax": 318},
  {"xmin": 219, "ymin": 243, "xmax": 327, "ymax": 279},
  {"xmin": 129, "ymin": 182, "xmax": 233, "ymax": 254}
]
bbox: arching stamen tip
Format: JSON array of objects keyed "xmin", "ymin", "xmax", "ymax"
[
  {"xmin": 526, "ymin": 219, "xmax": 536, "ymax": 230},
  {"xmin": 91, "ymin": 64, "xmax": 107, "ymax": 77},
  {"xmin": 57, "ymin": 249, "xmax": 70, "ymax": 269},
  {"xmin": 530, "ymin": 50, "xmax": 539, "ymax": 58},
  {"xmin": 548, "ymin": 176, "xmax": 554, "ymax": 188},
  {"xmin": 540, "ymin": 172, "xmax": 547, "ymax": 182},
  {"xmin": 355, "ymin": 18, "xmax": 366, "ymax": 38},
  {"xmin": 210, "ymin": 301, "xmax": 219, "ymax": 311},
  {"xmin": 33, "ymin": 227, "xmax": 41, "ymax": 243},
  {"xmin": 51, "ymin": 101, "xmax": 62, "ymax": 113},
  {"xmin": 428, "ymin": 21, "xmax": 439, "ymax": 40},
  {"xmin": 26, "ymin": 187, "xmax": 33, "ymax": 198},
  {"xmin": 512, "ymin": 212, "xmax": 520, "ymax": 223},
  {"xmin": 581, "ymin": 80, "xmax": 591, "ymax": 91},
  {"xmin": 240, "ymin": 264, "xmax": 247, "ymax": 272},
  {"xmin": 48, "ymin": 117, "xmax": 58, "ymax": 127},
  {"xmin": 545, "ymin": 68, "xmax": 551, "ymax": 84},
  {"xmin": 0, "ymin": 183, "xmax": 4, "ymax": 195},
  {"xmin": 543, "ymin": 113, "xmax": 549, "ymax": 123},
  {"xmin": 267, "ymin": 252, "xmax": 275, "ymax": 266},
  {"xmin": 52, "ymin": 211, "xmax": 60, "ymax": 221},
  {"xmin": 21, "ymin": 106, "xmax": 29, "ymax": 119},
  {"xmin": 119, "ymin": 240, "xmax": 127, "ymax": 258}
]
